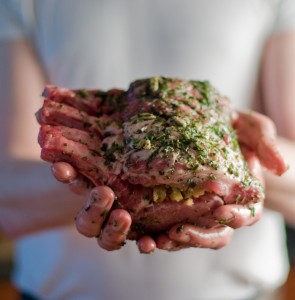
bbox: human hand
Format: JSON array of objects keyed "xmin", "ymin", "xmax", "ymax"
[
  {"xmin": 52, "ymin": 162, "xmax": 235, "ymax": 253},
  {"xmin": 49, "ymin": 153, "xmax": 255, "ymax": 254},
  {"xmin": 141, "ymin": 110, "xmax": 288, "ymax": 251},
  {"xmin": 49, "ymin": 150, "xmax": 262, "ymax": 254},
  {"xmin": 133, "ymin": 113, "xmax": 283, "ymax": 253}
]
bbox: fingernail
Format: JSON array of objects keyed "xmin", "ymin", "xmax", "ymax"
[{"xmin": 51, "ymin": 162, "xmax": 77, "ymax": 182}]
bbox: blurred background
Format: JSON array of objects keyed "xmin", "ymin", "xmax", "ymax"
[
  {"xmin": 0, "ymin": 228, "xmax": 295, "ymax": 299},
  {"xmin": 1, "ymin": 1, "xmax": 295, "ymax": 300}
]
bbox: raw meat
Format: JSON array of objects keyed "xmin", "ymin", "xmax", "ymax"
[{"xmin": 36, "ymin": 77, "xmax": 265, "ymax": 239}]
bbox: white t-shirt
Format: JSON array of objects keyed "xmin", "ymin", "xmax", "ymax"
[{"xmin": 1, "ymin": 1, "xmax": 295, "ymax": 299}]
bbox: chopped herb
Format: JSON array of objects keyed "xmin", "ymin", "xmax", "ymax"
[
  {"xmin": 105, "ymin": 143, "xmax": 120, "ymax": 156},
  {"xmin": 188, "ymin": 179, "xmax": 197, "ymax": 188},
  {"xmin": 89, "ymin": 149, "xmax": 100, "ymax": 156},
  {"xmin": 131, "ymin": 222, "xmax": 146, "ymax": 235},
  {"xmin": 219, "ymin": 218, "xmax": 227, "ymax": 225},
  {"xmin": 77, "ymin": 89, "xmax": 89, "ymax": 99},
  {"xmin": 209, "ymin": 174, "xmax": 216, "ymax": 180},
  {"xmin": 93, "ymin": 90, "xmax": 107, "ymax": 98},
  {"xmin": 249, "ymin": 206, "xmax": 255, "ymax": 217},
  {"xmin": 176, "ymin": 225, "xmax": 184, "ymax": 233},
  {"xmin": 100, "ymin": 209, "xmax": 109, "ymax": 218},
  {"xmin": 235, "ymin": 194, "xmax": 242, "ymax": 203},
  {"xmin": 149, "ymin": 76, "xmax": 161, "ymax": 93},
  {"xmin": 119, "ymin": 241, "xmax": 126, "ymax": 247},
  {"xmin": 112, "ymin": 219, "xmax": 119, "ymax": 227}
]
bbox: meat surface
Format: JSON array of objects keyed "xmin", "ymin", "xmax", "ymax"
[{"xmin": 36, "ymin": 77, "xmax": 265, "ymax": 239}]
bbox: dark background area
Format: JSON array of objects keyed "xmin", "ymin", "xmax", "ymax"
[{"xmin": 286, "ymin": 226, "xmax": 295, "ymax": 266}]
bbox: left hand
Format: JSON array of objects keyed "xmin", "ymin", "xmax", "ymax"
[{"xmin": 151, "ymin": 110, "xmax": 288, "ymax": 251}]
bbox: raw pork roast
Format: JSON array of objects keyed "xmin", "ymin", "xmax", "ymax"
[{"xmin": 37, "ymin": 77, "xmax": 264, "ymax": 239}]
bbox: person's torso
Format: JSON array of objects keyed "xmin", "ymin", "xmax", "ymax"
[
  {"xmin": 30, "ymin": 0, "xmax": 279, "ymax": 108},
  {"xmin": 14, "ymin": 1, "xmax": 289, "ymax": 299}
]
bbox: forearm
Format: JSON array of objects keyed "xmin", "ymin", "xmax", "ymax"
[
  {"xmin": 264, "ymin": 137, "xmax": 295, "ymax": 227},
  {"xmin": 0, "ymin": 39, "xmax": 83, "ymax": 238},
  {"xmin": 262, "ymin": 31, "xmax": 295, "ymax": 139},
  {"xmin": 261, "ymin": 31, "xmax": 295, "ymax": 226},
  {"xmin": 0, "ymin": 160, "xmax": 84, "ymax": 238}
]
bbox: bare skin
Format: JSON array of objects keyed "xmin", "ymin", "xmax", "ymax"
[
  {"xmin": 52, "ymin": 165, "xmax": 235, "ymax": 253},
  {"xmin": 51, "ymin": 108, "xmax": 287, "ymax": 253},
  {"xmin": 0, "ymin": 40, "xmax": 85, "ymax": 238},
  {"xmin": 1, "ymin": 32, "xmax": 294, "ymax": 254},
  {"xmin": 258, "ymin": 31, "xmax": 295, "ymax": 227}
]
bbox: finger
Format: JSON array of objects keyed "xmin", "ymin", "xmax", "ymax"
[
  {"xmin": 52, "ymin": 161, "xmax": 92, "ymax": 195},
  {"xmin": 52, "ymin": 162, "xmax": 77, "ymax": 183},
  {"xmin": 136, "ymin": 236, "xmax": 157, "ymax": 254},
  {"xmin": 75, "ymin": 186, "xmax": 115, "ymax": 237},
  {"xmin": 258, "ymin": 135, "xmax": 288, "ymax": 175},
  {"xmin": 168, "ymin": 224, "xmax": 234, "ymax": 249},
  {"xmin": 239, "ymin": 145, "xmax": 265, "ymax": 185},
  {"xmin": 213, "ymin": 202, "xmax": 263, "ymax": 228},
  {"xmin": 155, "ymin": 234, "xmax": 187, "ymax": 251},
  {"xmin": 98, "ymin": 209, "xmax": 132, "ymax": 251},
  {"xmin": 233, "ymin": 111, "xmax": 288, "ymax": 175},
  {"xmin": 68, "ymin": 174, "xmax": 93, "ymax": 195}
]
